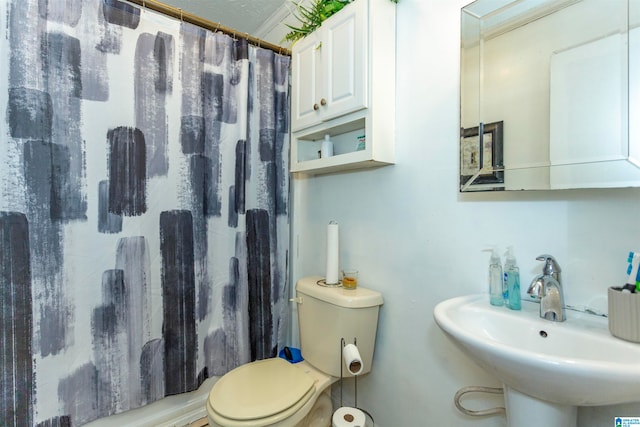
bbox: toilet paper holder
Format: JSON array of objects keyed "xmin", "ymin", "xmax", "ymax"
[
  {"xmin": 338, "ymin": 338, "xmax": 376, "ymax": 426},
  {"xmin": 339, "ymin": 338, "xmax": 360, "ymax": 407}
]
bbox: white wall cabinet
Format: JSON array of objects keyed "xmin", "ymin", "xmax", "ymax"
[
  {"xmin": 290, "ymin": 0, "xmax": 396, "ymax": 174},
  {"xmin": 291, "ymin": 0, "xmax": 367, "ymax": 132}
]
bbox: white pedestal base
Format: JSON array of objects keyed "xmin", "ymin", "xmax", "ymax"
[{"xmin": 504, "ymin": 386, "xmax": 577, "ymax": 427}]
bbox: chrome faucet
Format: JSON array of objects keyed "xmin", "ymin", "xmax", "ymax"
[{"xmin": 527, "ymin": 255, "xmax": 566, "ymax": 321}]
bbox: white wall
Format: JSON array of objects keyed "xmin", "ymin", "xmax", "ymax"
[{"xmin": 281, "ymin": 0, "xmax": 640, "ymax": 425}]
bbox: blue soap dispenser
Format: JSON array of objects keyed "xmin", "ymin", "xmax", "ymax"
[
  {"xmin": 487, "ymin": 246, "xmax": 503, "ymax": 306},
  {"xmin": 504, "ymin": 246, "xmax": 521, "ymax": 310}
]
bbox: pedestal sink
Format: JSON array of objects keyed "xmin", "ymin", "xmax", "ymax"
[{"xmin": 433, "ymin": 294, "xmax": 640, "ymax": 427}]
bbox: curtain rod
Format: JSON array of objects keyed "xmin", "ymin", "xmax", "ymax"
[{"xmin": 126, "ymin": 0, "xmax": 292, "ymax": 56}]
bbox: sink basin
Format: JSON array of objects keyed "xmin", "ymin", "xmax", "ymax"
[{"xmin": 433, "ymin": 294, "xmax": 640, "ymax": 407}]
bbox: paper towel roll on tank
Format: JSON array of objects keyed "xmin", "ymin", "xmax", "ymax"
[{"xmin": 325, "ymin": 221, "xmax": 340, "ymax": 285}]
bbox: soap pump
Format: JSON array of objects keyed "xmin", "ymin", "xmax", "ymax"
[
  {"xmin": 504, "ymin": 246, "xmax": 521, "ymax": 310},
  {"xmin": 321, "ymin": 134, "xmax": 334, "ymax": 158},
  {"xmin": 486, "ymin": 246, "xmax": 503, "ymax": 306}
]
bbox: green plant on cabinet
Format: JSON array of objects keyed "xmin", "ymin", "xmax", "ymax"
[{"xmin": 284, "ymin": 0, "xmax": 399, "ymax": 43}]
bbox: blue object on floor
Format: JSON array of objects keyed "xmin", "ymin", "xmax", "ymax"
[{"xmin": 278, "ymin": 346, "xmax": 304, "ymax": 363}]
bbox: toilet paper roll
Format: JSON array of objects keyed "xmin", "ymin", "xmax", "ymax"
[
  {"xmin": 342, "ymin": 343, "xmax": 364, "ymax": 376},
  {"xmin": 325, "ymin": 221, "xmax": 339, "ymax": 285},
  {"xmin": 332, "ymin": 406, "xmax": 366, "ymax": 427}
]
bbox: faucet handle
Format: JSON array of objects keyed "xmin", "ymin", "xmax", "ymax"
[
  {"xmin": 536, "ymin": 254, "xmax": 561, "ymax": 276},
  {"xmin": 527, "ymin": 276, "xmax": 544, "ymax": 300}
]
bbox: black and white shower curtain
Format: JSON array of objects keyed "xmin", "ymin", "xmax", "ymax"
[{"xmin": 0, "ymin": 0, "xmax": 290, "ymax": 425}]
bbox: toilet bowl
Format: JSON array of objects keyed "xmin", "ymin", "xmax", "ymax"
[
  {"xmin": 207, "ymin": 358, "xmax": 336, "ymax": 427},
  {"xmin": 206, "ymin": 276, "xmax": 383, "ymax": 427}
]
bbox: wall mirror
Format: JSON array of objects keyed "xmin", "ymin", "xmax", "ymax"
[{"xmin": 460, "ymin": 0, "xmax": 639, "ymax": 191}]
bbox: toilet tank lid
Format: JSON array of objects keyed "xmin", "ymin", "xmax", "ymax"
[{"xmin": 296, "ymin": 276, "xmax": 383, "ymax": 308}]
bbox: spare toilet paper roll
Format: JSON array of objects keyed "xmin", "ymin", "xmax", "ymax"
[
  {"xmin": 325, "ymin": 221, "xmax": 339, "ymax": 285},
  {"xmin": 342, "ymin": 343, "xmax": 364, "ymax": 376},
  {"xmin": 332, "ymin": 406, "xmax": 366, "ymax": 427}
]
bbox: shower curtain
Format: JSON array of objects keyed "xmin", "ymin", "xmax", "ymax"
[{"xmin": 0, "ymin": 0, "xmax": 290, "ymax": 425}]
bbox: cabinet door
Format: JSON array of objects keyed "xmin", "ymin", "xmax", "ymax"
[
  {"xmin": 322, "ymin": 0, "xmax": 367, "ymax": 121},
  {"xmin": 291, "ymin": 33, "xmax": 322, "ymax": 132},
  {"xmin": 290, "ymin": 0, "xmax": 368, "ymax": 133}
]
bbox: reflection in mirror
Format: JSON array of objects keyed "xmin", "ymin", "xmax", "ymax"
[
  {"xmin": 460, "ymin": 0, "xmax": 639, "ymax": 191},
  {"xmin": 460, "ymin": 121, "xmax": 504, "ymax": 191}
]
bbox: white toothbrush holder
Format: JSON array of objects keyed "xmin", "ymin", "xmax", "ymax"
[{"xmin": 608, "ymin": 286, "xmax": 640, "ymax": 343}]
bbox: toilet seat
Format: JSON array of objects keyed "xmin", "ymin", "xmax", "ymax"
[{"xmin": 208, "ymin": 358, "xmax": 316, "ymax": 425}]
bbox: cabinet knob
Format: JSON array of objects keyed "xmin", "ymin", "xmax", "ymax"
[
  {"xmin": 313, "ymin": 103, "xmax": 319, "ymax": 111},
  {"xmin": 320, "ymin": 98, "xmax": 327, "ymax": 106}
]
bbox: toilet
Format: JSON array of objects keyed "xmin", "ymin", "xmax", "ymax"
[{"xmin": 206, "ymin": 276, "xmax": 383, "ymax": 427}]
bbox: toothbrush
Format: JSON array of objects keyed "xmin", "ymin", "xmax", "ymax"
[{"xmin": 626, "ymin": 251, "xmax": 640, "ymax": 291}]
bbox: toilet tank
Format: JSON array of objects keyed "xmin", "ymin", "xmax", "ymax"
[{"xmin": 295, "ymin": 276, "xmax": 383, "ymax": 378}]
